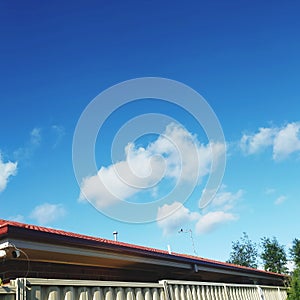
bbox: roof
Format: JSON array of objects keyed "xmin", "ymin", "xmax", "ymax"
[
  {"xmin": 0, "ymin": 219, "xmax": 285, "ymax": 278},
  {"xmin": 0, "ymin": 219, "xmax": 288, "ymax": 286}
]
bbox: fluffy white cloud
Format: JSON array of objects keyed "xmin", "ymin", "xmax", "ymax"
[
  {"xmin": 0, "ymin": 155, "xmax": 17, "ymax": 192},
  {"xmin": 80, "ymin": 123, "xmax": 225, "ymax": 208},
  {"xmin": 240, "ymin": 122, "xmax": 300, "ymax": 160},
  {"xmin": 157, "ymin": 185, "xmax": 241, "ymax": 236},
  {"xmin": 273, "ymin": 123, "xmax": 300, "ymax": 160},
  {"xmin": 195, "ymin": 211, "xmax": 238, "ymax": 234},
  {"xmin": 195, "ymin": 186, "xmax": 241, "ymax": 234},
  {"xmin": 157, "ymin": 202, "xmax": 200, "ymax": 235},
  {"xmin": 240, "ymin": 127, "xmax": 276, "ymax": 155},
  {"xmin": 274, "ymin": 195, "xmax": 287, "ymax": 205},
  {"xmin": 80, "ymin": 161, "xmax": 141, "ymax": 208},
  {"xmin": 148, "ymin": 124, "xmax": 225, "ymax": 181},
  {"xmin": 30, "ymin": 203, "xmax": 65, "ymax": 225}
]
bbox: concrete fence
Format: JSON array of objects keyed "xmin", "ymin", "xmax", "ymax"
[{"xmin": 0, "ymin": 278, "xmax": 288, "ymax": 300}]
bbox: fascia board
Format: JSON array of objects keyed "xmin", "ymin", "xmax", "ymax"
[{"xmin": 5, "ymin": 238, "xmax": 191, "ymax": 270}]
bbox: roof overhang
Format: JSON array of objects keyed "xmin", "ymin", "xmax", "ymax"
[{"xmin": 0, "ymin": 220, "xmax": 288, "ymax": 286}]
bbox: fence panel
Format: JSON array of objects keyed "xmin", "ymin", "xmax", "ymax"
[
  {"xmin": 161, "ymin": 280, "xmax": 288, "ymax": 300},
  {"xmin": 0, "ymin": 286, "xmax": 16, "ymax": 300},
  {"xmin": 0, "ymin": 278, "xmax": 288, "ymax": 300},
  {"xmin": 17, "ymin": 279, "xmax": 165, "ymax": 300},
  {"xmin": 260, "ymin": 286, "xmax": 288, "ymax": 300}
]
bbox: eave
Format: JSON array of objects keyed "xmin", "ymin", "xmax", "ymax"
[{"xmin": 0, "ymin": 220, "xmax": 287, "ymax": 285}]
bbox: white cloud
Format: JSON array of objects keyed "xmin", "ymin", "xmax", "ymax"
[
  {"xmin": 195, "ymin": 211, "xmax": 238, "ymax": 234},
  {"xmin": 0, "ymin": 154, "xmax": 17, "ymax": 192},
  {"xmin": 240, "ymin": 122, "xmax": 300, "ymax": 160},
  {"xmin": 79, "ymin": 162, "xmax": 141, "ymax": 208},
  {"xmin": 14, "ymin": 128, "xmax": 42, "ymax": 160},
  {"xmin": 264, "ymin": 189, "xmax": 287, "ymax": 206},
  {"xmin": 157, "ymin": 202, "xmax": 200, "ymax": 235},
  {"xmin": 273, "ymin": 123, "xmax": 300, "ymax": 160},
  {"xmin": 194, "ymin": 186, "xmax": 241, "ymax": 234},
  {"xmin": 156, "ymin": 185, "xmax": 241, "ymax": 236},
  {"xmin": 210, "ymin": 186, "xmax": 244, "ymax": 211},
  {"xmin": 148, "ymin": 124, "xmax": 225, "ymax": 181},
  {"xmin": 274, "ymin": 195, "xmax": 287, "ymax": 205},
  {"xmin": 30, "ymin": 203, "xmax": 65, "ymax": 225},
  {"xmin": 80, "ymin": 123, "xmax": 225, "ymax": 209},
  {"xmin": 240, "ymin": 127, "xmax": 276, "ymax": 155}
]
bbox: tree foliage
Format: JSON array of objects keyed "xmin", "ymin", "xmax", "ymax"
[
  {"xmin": 260, "ymin": 237, "xmax": 288, "ymax": 274},
  {"xmin": 227, "ymin": 232, "xmax": 258, "ymax": 268},
  {"xmin": 290, "ymin": 238, "xmax": 300, "ymax": 268},
  {"xmin": 288, "ymin": 239, "xmax": 300, "ymax": 299},
  {"xmin": 288, "ymin": 268, "xmax": 300, "ymax": 300}
]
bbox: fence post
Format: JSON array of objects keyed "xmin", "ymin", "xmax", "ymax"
[
  {"xmin": 160, "ymin": 280, "xmax": 171, "ymax": 300},
  {"xmin": 16, "ymin": 279, "xmax": 27, "ymax": 300},
  {"xmin": 256, "ymin": 285, "xmax": 264, "ymax": 300},
  {"xmin": 223, "ymin": 284, "xmax": 230, "ymax": 300}
]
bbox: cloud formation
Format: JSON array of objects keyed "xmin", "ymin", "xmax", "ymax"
[
  {"xmin": 210, "ymin": 186, "xmax": 243, "ymax": 211},
  {"xmin": 30, "ymin": 203, "xmax": 65, "ymax": 225},
  {"xmin": 273, "ymin": 123, "xmax": 300, "ymax": 160},
  {"xmin": 156, "ymin": 186, "xmax": 242, "ymax": 236},
  {"xmin": 195, "ymin": 211, "xmax": 238, "ymax": 234},
  {"xmin": 14, "ymin": 128, "xmax": 42, "ymax": 161},
  {"xmin": 240, "ymin": 122, "xmax": 300, "ymax": 160},
  {"xmin": 0, "ymin": 154, "xmax": 17, "ymax": 192},
  {"xmin": 157, "ymin": 201, "xmax": 200, "ymax": 235},
  {"xmin": 80, "ymin": 123, "xmax": 225, "ymax": 209},
  {"xmin": 240, "ymin": 127, "xmax": 276, "ymax": 155}
]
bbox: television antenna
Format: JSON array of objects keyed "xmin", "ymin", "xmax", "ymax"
[{"xmin": 178, "ymin": 228, "xmax": 198, "ymax": 256}]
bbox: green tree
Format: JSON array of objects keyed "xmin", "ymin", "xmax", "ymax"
[
  {"xmin": 227, "ymin": 232, "xmax": 258, "ymax": 268},
  {"xmin": 288, "ymin": 268, "xmax": 300, "ymax": 300},
  {"xmin": 290, "ymin": 238, "xmax": 300, "ymax": 268},
  {"xmin": 260, "ymin": 237, "xmax": 288, "ymax": 274},
  {"xmin": 288, "ymin": 238, "xmax": 300, "ymax": 299}
]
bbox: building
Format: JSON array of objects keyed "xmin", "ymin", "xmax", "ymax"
[{"xmin": 0, "ymin": 219, "xmax": 287, "ymax": 286}]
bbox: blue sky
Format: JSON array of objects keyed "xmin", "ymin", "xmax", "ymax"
[{"xmin": 1, "ymin": 1, "xmax": 300, "ymax": 264}]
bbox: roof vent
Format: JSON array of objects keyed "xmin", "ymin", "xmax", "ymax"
[{"xmin": 113, "ymin": 231, "xmax": 118, "ymax": 241}]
